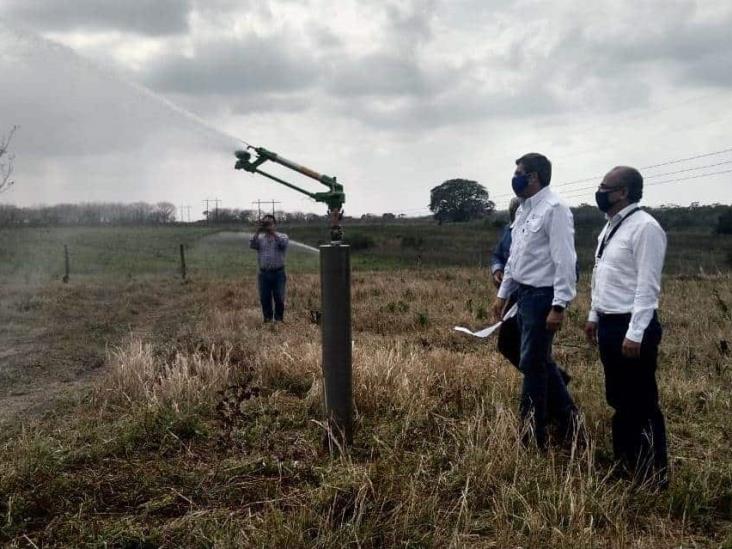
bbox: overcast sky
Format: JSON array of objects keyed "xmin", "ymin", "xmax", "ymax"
[{"xmin": 1, "ymin": 0, "xmax": 732, "ymax": 217}]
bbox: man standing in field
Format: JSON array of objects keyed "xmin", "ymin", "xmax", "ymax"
[
  {"xmin": 492, "ymin": 153, "xmax": 578, "ymax": 449},
  {"xmin": 492, "ymin": 196, "xmax": 573, "ymax": 396},
  {"xmin": 250, "ymin": 214, "xmax": 289, "ymax": 323},
  {"xmin": 584, "ymin": 166, "xmax": 668, "ymax": 485}
]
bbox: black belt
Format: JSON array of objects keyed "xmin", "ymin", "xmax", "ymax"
[
  {"xmin": 598, "ymin": 311, "xmax": 658, "ymax": 321},
  {"xmin": 517, "ymin": 283, "xmax": 553, "ymax": 291},
  {"xmin": 259, "ymin": 266, "xmax": 284, "ymax": 272}
]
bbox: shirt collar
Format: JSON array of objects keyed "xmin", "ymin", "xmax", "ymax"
[
  {"xmin": 525, "ymin": 186, "xmax": 551, "ymax": 209},
  {"xmin": 607, "ymin": 203, "xmax": 640, "ymax": 224}
]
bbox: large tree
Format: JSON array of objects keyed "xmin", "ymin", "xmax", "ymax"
[
  {"xmin": 429, "ymin": 178, "xmax": 495, "ymax": 223},
  {"xmin": 1, "ymin": 125, "xmax": 17, "ymax": 194}
]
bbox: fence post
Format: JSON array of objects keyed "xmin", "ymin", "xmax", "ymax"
[
  {"xmin": 179, "ymin": 244, "xmax": 187, "ymax": 280},
  {"xmin": 62, "ymin": 245, "xmax": 70, "ymax": 283}
]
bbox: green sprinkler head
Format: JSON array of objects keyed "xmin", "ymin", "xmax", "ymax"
[{"xmin": 234, "ymin": 149, "xmax": 253, "ymax": 171}]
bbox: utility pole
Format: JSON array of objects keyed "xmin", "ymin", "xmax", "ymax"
[
  {"xmin": 252, "ymin": 199, "xmax": 263, "ymax": 220},
  {"xmin": 269, "ymin": 200, "xmax": 281, "ymax": 217},
  {"xmin": 203, "ymin": 199, "xmax": 220, "ymax": 224},
  {"xmin": 212, "ymin": 198, "xmax": 221, "ymax": 223},
  {"xmin": 179, "ymin": 205, "xmax": 192, "ymax": 223},
  {"xmin": 252, "ymin": 199, "xmax": 281, "ymax": 220},
  {"xmin": 202, "ymin": 199, "xmax": 210, "ymax": 225}
]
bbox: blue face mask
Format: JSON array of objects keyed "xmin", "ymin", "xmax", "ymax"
[{"xmin": 511, "ymin": 173, "xmax": 530, "ymax": 196}]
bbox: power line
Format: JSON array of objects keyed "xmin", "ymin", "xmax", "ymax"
[
  {"xmin": 561, "ymin": 168, "xmax": 732, "ymax": 200},
  {"xmin": 544, "ymin": 161, "xmax": 732, "ymax": 199},
  {"xmin": 554, "ymin": 146, "xmax": 732, "ymax": 189},
  {"xmin": 480, "ymin": 90, "xmax": 731, "ymax": 169},
  {"xmin": 640, "ymin": 146, "xmax": 732, "ymax": 171},
  {"xmin": 643, "ymin": 159, "xmax": 732, "ymax": 180},
  {"xmin": 491, "ymin": 145, "xmax": 732, "ymax": 201}
]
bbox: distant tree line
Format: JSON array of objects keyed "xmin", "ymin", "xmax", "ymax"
[
  {"xmin": 1, "ymin": 200, "xmax": 731, "ymax": 233},
  {"xmin": 572, "ymin": 202, "xmax": 732, "ymax": 234},
  {"xmin": 0, "ymin": 202, "xmax": 334, "ymax": 227},
  {"xmin": 211, "ymin": 209, "xmax": 327, "ymax": 225},
  {"xmin": 0, "ymin": 202, "xmax": 178, "ymax": 227}
]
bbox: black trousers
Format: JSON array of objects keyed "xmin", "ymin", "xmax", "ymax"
[{"xmin": 598, "ymin": 312, "xmax": 668, "ymax": 480}]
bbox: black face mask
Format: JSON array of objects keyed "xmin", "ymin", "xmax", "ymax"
[{"xmin": 595, "ymin": 190, "xmax": 618, "ymax": 213}]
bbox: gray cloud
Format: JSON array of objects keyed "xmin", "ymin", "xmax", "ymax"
[
  {"xmin": 141, "ymin": 34, "xmax": 320, "ymax": 97},
  {"xmin": 3, "ymin": 0, "xmax": 732, "ymax": 212},
  {"xmin": 540, "ymin": 2, "xmax": 732, "ymax": 92},
  {"xmin": 333, "ymin": 82, "xmax": 564, "ymax": 131},
  {"xmin": 1, "ymin": 0, "xmax": 193, "ymax": 36},
  {"xmin": 327, "ymin": 54, "xmax": 435, "ymax": 98}
]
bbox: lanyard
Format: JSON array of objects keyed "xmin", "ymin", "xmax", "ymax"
[{"xmin": 597, "ymin": 207, "xmax": 641, "ymax": 259}]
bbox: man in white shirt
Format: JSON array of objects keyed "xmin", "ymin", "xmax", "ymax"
[
  {"xmin": 584, "ymin": 166, "xmax": 668, "ymax": 486},
  {"xmin": 492, "ymin": 153, "xmax": 578, "ymax": 449}
]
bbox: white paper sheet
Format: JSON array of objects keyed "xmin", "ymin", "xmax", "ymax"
[{"xmin": 453, "ymin": 303, "xmax": 518, "ymax": 339}]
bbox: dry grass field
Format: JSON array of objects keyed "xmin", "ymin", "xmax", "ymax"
[{"xmin": 1, "ymin": 260, "xmax": 731, "ymax": 546}]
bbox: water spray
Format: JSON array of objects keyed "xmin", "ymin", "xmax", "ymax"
[{"xmin": 234, "ymin": 147, "xmax": 352, "ymax": 450}]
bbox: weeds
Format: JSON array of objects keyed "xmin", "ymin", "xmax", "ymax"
[{"xmin": 0, "ymin": 269, "xmax": 731, "ymax": 546}]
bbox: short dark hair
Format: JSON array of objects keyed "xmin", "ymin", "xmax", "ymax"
[
  {"xmin": 516, "ymin": 153, "xmax": 552, "ymax": 187},
  {"xmin": 613, "ymin": 166, "xmax": 643, "ymax": 203},
  {"xmin": 262, "ymin": 214, "xmax": 277, "ymax": 223}
]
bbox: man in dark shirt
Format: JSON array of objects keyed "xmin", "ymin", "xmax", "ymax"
[{"xmin": 250, "ymin": 214, "xmax": 289, "ymax": 323}]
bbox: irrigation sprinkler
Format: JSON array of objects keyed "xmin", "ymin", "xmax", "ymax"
[{"xmin": 234, "ymin": 146, "xmax": 353, "ymax": 449}]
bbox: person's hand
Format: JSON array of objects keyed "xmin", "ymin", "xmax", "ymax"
[
  {"xmin": 492, "ymin": 270, "xmax": 504, "ymax": 288},
  {"xmin": 622, "ymin": 338, "xmax": 641, "ymax": 358},
  {"xmin": 492, "ymin": 297, "xmax": 506, "ymax": 321},
  {"xmin": 546, "ymin": 309, "xmax": 564, "ymax": 332},
  {"xmin": 584, "ymin": 321, "xmax": 598, "ymax": 345}
]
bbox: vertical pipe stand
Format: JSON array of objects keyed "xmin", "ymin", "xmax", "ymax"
[{"xmin": 320, "ymin": 243, "xmax": 353, "ymax": 452}]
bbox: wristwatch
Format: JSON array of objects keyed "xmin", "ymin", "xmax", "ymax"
[{"xmin": 552, "ymin": 305, "xmax": 565, "ymax": 313}]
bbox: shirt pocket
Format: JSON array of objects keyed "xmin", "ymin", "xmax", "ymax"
[{"xmin": 526, "ymin": 214, "xmax": 543, "ymax": 232}]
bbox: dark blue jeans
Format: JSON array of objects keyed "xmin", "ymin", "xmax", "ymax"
[
  {"xmin": 258, "ymin": 268, "xmax": 286, "ymax": 321},
  {"xmin": 598, "ymin": 312, "xmax": 667, "ymax": 480},
  {"xmin": 516, "ymin": 285, "xmax": 576, "ymax": 448}
]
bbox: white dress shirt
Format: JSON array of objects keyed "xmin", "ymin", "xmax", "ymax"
[
  {"xmin": 497, "ymin": 186, "xmax": 577, "ymax": 307},
  {"xmin": 588, "ymin": 203, "xmax": 666, "ymax": 343}
]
